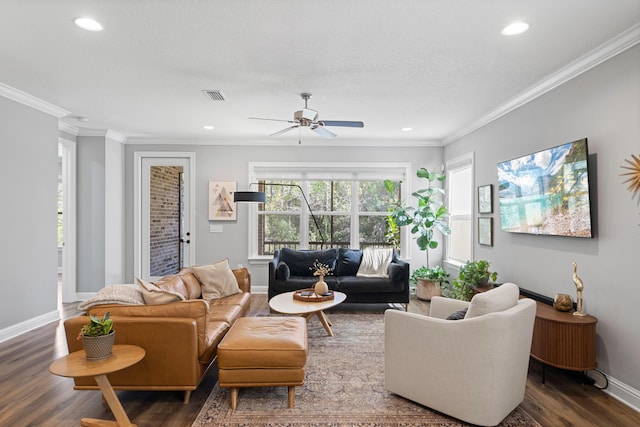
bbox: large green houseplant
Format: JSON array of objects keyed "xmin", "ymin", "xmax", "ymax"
[
  {"xmin": 385, "ymin": 167, "xmax": 451, "ymax": 300},
  {"xmin": 450, "ymin": 260, "xmax": 499, "ymax": 301}
]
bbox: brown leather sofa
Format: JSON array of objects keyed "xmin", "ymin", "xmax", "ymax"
[{"xmin": 63, "ymin": 267, "xmax": 251, "ymax": 403}]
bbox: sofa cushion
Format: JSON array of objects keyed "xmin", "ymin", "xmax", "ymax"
[
  {"xmin": 336, "ymin": 248, "xmax": 362, "ymax": 276},
  {"xmin": 176, "ymin": 272, "xmax": 203, "ymax": 299},
  {"xmin": 356, "ymin": 247, "xmax": 393, "ymax": 278},
  {"xmin": 280, "ymin": 248, "xmax": 337, "ymax": 277},
  {"xmin": 276, "ymin": 261, "xmax": 291, "ymax": 280},
  {"xmin": 465, "ymin": 283, "xmax": 519, "ymax": 319},
  {"xmin": 137, "ymin": 278, "xmax": 186, "ymax": 305},
  {"xmin": 337, "ymin": 275, "xmax": 405, "ymax": 293},
  {"xmin": 155, "ymin": 274, "xmax": 190, "ymax": 299},
  {"xmin": 192, "ymin": 259, "xmax": 241, "ymax": 300}
]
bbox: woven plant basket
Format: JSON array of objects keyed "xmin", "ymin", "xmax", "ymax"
[{"xmin": 81, "ymin": 331, "xmax": 115, "ymax": 360}]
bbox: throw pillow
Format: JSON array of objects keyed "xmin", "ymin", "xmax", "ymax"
[
  {"xmin": 356, "ymin": 247, "xmax": 393, "ymax": 278},
  {"xmin": 276, "ymin": 261, "xmax": 290, "ymax": 280},
  {"xmin": 280, "ymin": 248, "xmax": 338, "ymax": 277},
  {"xmin": 192, "ymin": 258, "xmax": 241, "ymax": 300},
  {"xmin": 336, "ymin": 248, "xmax": 363, "ymax": 276},
  {"xmin": 446, "ymin": 308, "xmax": 468, "ymax": 320},
  {"xmin": 465, "ymin": 282, "xmax": 519, "ymax": 318},
  {"xmin": 137, "ymin": 278, "xmax": 186, "ymax": 305}
]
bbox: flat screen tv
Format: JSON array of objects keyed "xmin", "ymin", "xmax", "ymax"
[{"xmin": 497, "ymin": 138, "xmax": 593, "ymax": 238}]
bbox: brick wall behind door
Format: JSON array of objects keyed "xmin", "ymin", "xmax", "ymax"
[{"xmin": 150, "ymin": 166, "xmax": 182, "ymax": 276}]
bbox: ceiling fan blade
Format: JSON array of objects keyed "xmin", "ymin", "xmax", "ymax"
[
  {"xmin": 271, "ymin": 125, "xmax": 299, "ymax": 137},
  {"xmin": 318, "ymin": 120, "xmax": 364, "ymax": 128},
  {"xmin": 249, "ymin": 117, "xmax": 296, "ymax": 123},
  {"xmin": 312, "ymin": 125, "xmax": 337, "ymax": 139}
]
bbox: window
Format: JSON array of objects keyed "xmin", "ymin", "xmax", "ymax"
[
  {"xmin": 247, "ymin": 163, "xmax": 409, "ymax": 259},
  {"xmin": 445, "ymin": 153, "xmax": 473, "ymax": 265}
]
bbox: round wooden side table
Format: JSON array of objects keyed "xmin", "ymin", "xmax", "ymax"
[{"xmin": 49, "ymin": 344, "xmax": 145, "ymax": 427}]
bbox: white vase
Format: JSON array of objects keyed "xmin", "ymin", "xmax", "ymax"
[{"xmin": 314, "ymin": 276, "xmax": 329, "ymax": 295}]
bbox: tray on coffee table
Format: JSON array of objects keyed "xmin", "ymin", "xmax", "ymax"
[{"xmin": 293, "ymin": 288, "xmax": 335, "ymax": 302}]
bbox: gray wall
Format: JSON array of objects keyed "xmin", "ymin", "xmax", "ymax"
[
  {"xmin": 444, "ymin": 45, "xmax": 640, "ymax": 395},
  {"xmin": 123, "ymin": 144, "xmax": 443, "ymax": 287},
  {"xmin": 0, "ymin": 96, "xmax": 58, "ymax": 329},
  {"xmin": 77, "ymin": 136, "xmax": 106, "ymax": 292}
]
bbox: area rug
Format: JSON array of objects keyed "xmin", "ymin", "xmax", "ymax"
[{"xmin": 192, "ymin": 313, "xmax": 540, "ymax": 427}]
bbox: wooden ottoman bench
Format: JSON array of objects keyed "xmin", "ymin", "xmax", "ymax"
[{"xmin": 217, "ymin": 316, "xmax": 308, "ymax": 409}]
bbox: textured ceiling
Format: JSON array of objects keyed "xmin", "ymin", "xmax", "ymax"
[{"xmin": 1, "ymin": 0, "xmax": 639, "ymax": 145}]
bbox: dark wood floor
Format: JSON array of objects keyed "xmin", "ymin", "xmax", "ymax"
[{"xmin": 1, "ymin": 294, "xmax": 638, "ymax": 426}]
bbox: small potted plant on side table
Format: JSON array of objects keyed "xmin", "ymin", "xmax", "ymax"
[
  {"xmin": 451, "ymin": 260, "xmax": 498, "ymax": 301},
  {"xmin": 77, "ymin": 312, "xmax": 115, "ymax": 360}
]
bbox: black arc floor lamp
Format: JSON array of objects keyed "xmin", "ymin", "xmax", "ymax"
[{"xmin": 234, "ymin": 182, "xmax": 326, "ymax": 244}]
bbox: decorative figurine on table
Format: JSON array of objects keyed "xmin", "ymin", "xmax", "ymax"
[{"xmin": 572, "ymin": 262, "xmax": 586, "ymax": 317}]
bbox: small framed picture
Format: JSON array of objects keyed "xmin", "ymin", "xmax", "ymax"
[
  {"xmin": 478, "ymin": 217, "xmax": 493, "ymax": 246},
  {"xmin": 478, "ymin": 184, "xmax": 493, "ymax": 214}
]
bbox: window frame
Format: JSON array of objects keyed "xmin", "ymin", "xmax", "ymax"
[
  {"xmin": 444, "ymin": 152, "xmax": 474, "ymax": 268},
  {"xmin": 246, "ymin": 162, "xmax": 411, "ymax": 263}
]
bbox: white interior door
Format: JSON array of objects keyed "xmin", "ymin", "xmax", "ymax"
[{"xmin": 135, "ymin": 152, "xmax": 195, "ymax": 281}]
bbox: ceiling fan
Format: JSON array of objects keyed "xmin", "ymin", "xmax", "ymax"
[{"xmin": 249, "ymin": 93, "xmax": 364, "ymax": 139}]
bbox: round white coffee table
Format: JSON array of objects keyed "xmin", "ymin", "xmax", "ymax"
[{"xmin": 269, "ymin": 290, "xmax": 347, "ymax": 336}]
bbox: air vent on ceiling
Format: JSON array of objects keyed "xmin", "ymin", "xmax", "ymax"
[{"xmin": 203, "ymin": 90, "xmax": 226, "ymax": 101}]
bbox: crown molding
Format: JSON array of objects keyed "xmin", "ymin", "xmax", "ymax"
[
  {"xmin": 443, "ymin": 23, "xmax": 640, "ymax": 145},
  {"xmin": 124, "ymin": 136, "xmax": 443, "ymax": 147},
  {"xmin": 58, "ymin": 121, "xmax": 79, "ymax": 136},
  {"xmin": 0, "ymin": 82, "xmax": 69, "ymax": 118},
  {"xmin": 78, "ymin": 129, "xmax": 127, "ymax": 143}
]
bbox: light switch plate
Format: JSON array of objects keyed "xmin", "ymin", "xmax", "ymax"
[{"xmin": 209, "ymin": 224, "xmax": 223, "ymax": 233}]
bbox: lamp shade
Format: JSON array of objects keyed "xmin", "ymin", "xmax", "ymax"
[{"xmin": 233, "ymin": 191, "xmax": 266, "ymax": 203}]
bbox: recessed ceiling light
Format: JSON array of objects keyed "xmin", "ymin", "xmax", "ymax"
[
  {"xmin": 74, "ymin": 17, "xmax": 103, "ymax": 32},
  {"xmin": 501, "ymin": 22, "xmax": 530, "ymax": 36},
  {"xmin": 401, "ymin": 127, "xmax": 413, "ymax": 132},
  {"xmin": 202, "ymin": 125, "xmax": 215, "ymax": 130}
]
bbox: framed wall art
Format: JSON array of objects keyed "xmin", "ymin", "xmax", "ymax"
[
  {"xmin": 478, "ymin": 217, "xmax": 493, "ymax": 246},
  {"xmin": 208, "ymin": 181, "xmax": 237, "ymax": 220},
  {"xmin": 478, "ymin": 184, "xmax": 493, "ymax": 214}
]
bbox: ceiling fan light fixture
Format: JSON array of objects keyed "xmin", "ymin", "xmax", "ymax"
[
  {"xmin": 74, "ymin": 17, "xmax": 103, "ymax": 32},
  {"xmin": 501, "ymin": 22, "xmax": 530, "ymax": 36}
]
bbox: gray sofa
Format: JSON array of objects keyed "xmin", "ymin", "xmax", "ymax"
[{"xmin": 268, "ymin": 247, "xmax": 410, "ymax": 305}]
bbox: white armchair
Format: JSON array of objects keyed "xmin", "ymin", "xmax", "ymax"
[{"xmin": 384, "ymin": 283, "xmax": 536, "ymax": 426}]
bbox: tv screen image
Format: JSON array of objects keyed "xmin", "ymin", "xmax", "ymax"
[{"xmin": 497, "ymin": 138, "xmax": 593, "ymax": 238}]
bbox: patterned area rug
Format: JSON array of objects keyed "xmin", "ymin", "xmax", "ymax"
[{"xmin": 192, "ymin": 312, "xmax": 540, "ymax": 427}]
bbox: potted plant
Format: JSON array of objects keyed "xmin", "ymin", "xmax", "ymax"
[
  {"xmin": 450, "ymin": 260, "xmax": 498, "ymax": 301},
  {"xmin": 385, "ymin": 167, "xmax": 451, "ymax": 300},
  {"xmin": 410, "ymin": 265, "xmax": 451, "ymax": 300},
  {"xmin": 77, "ymin": 312, "xmax": 115, "ymax": 360}
]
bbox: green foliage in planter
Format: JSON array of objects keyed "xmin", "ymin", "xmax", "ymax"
[
  {"xmin": 450, "ymin": 260, "xmax": 499, "ymax": 301},
  {"xmin": 410, "ymin": 265, "xmax": 450, "ymax": 286},
  {"xmin": 78, "ymin": 312, "xmax": 113, "ymax": 339},
  {"xmin": 385, "ymin": 167, "xmax": 450, "ymax": 267}
]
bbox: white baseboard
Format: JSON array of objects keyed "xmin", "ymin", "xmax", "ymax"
[
  {"xmin": 252, "ymin": 284, "xmax": 267, "ymax": 294},
  {"xmin": 76, "ymin": 292, "xmax": 97, "ymax": 301},
  {"xmin": 0, "ymin": 310, "xmax": 60, "ymax": 344},
  {"xmin": 592, "ymin": 372, "xmax": 640, "ymax": 413}
]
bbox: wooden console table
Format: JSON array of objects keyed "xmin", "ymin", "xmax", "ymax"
[{"xmin": 530, "ymin": 301, "xmax": 597, "ymax": 383}]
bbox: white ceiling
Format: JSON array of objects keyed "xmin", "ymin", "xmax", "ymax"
[{"xmin": 1, "ymin": 1, "xmax": 639, "ymax": 145}]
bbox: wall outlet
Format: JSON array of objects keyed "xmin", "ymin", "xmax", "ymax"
[
  {"xmin": 237, "ymin": 263, "xmax": 244, "ymax": 268},
  {"xmin": 209, "ymin": 224, "xmax": 223, "ymax": 233}
]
